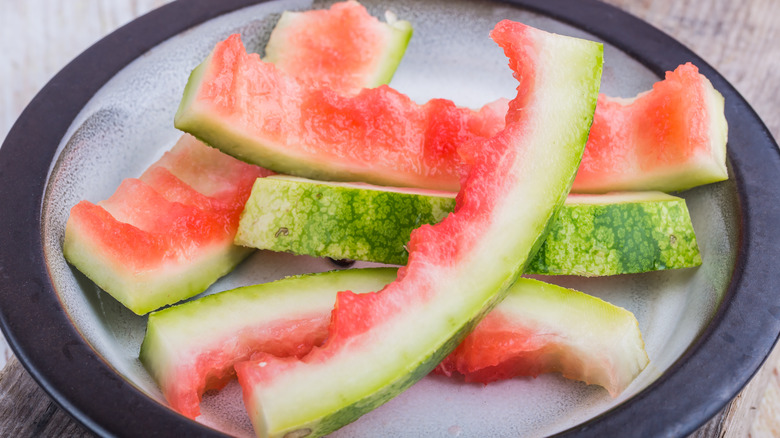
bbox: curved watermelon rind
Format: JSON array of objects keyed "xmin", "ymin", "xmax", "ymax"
[{"xmin": 238, "ymin": 22, "xmax": 604, "ymax": 438}]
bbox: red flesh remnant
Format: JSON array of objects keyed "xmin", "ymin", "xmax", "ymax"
[{"xmin": 573, "ymin": 62, "xmax": 725, "ymax": 192}]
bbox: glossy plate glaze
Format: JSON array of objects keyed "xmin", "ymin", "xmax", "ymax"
[{"xmin": 0, "ymin": 0, "xmax": 779, "ymax": 437}]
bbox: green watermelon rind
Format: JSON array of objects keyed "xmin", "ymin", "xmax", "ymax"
[
  {"xmin": 528, "ymin": 191, "xmax": 702, "ymax": 275},
  {"xmin": 235, "ymin": 176, "xmax": 701, "ymax": 276},
  {"xmin": 241, "ymin": 26, "xmax": 604, "ymax": 437},
  {"xmin": 235, "ymin": 176, "xmax": 455, "ymax": 266}
]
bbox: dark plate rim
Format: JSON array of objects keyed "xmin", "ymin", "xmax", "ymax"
[{"xmin": 1, "ymin": 0, "xmax": 779, "ymax": 436}]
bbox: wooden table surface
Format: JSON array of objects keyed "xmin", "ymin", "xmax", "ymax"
[{"xmin": 1, "ymin": 0, "xmax": 778, "ymax": 436}]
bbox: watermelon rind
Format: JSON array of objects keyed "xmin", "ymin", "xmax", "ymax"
[
  {"xmin": 510, "ymin": 278, "xmax": 648, "ymax": 395},
  {"xmin": 174, "ymin": 43, "xmax": 385, "ymax": 188},
  {"xmin": 62, "ymin": 136, "xmax": 262, "ymax": 315},
  {"xmin": 174, "ymin": 5, "xmax": 418, "ymax": 188},
  {"xmin": 527, "ymin": 191, "xmax": 701, "ymax": 275},
  {"xmin": 139, "ymin": 268, "xmax": 398, "ymax": 419},
  {"xmin": 263, "ymin": 2, "xmax": 412, "ymax": 91},
  {"xmin": 140, "ymin": 268, "xmax": 647, "ymax": 419},
  {"xmin": 572, "ymin": 63, "xmax": 729, "ymax": 193},
  {"xmin": 236, "ymin": 176, "xmax": 701, "ymax": 276},
  {"xmin": 63, "ymin": 218, "xmax": 252, "ymax": 315},
  {"xmin": 442, "ymin": 277, "xmax": 649, "ymax": 396},
  {"xmin": 237, "ymin": 22, "xmax": 603, "ymax": 438},
  {"xmin": 235, "ymin": 176, "xmax": 455, "ymax": 266}
]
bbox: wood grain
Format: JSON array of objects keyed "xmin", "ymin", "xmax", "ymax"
[
  {"xmin": 0, "ymin": 357, "xmax": 94, "ymax": 437},
  {"xmin": 601, "ymin": 0, "xmax": 780, "ymax": 140},
  {"xmin": 0, "ymin": 0, "xmax": 778, "ymax": 437}
]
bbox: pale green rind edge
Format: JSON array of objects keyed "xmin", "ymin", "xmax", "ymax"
[
  {"xmin": 63, "ymin": 217, "xmax": 253, "ymax": 315},
  {"xmin": 501, "ymin": 278, "xmax": 649, "ymax": 395},
  {"xmin": 139, "ymin": 268, "xmax": 399, "ymax": 399},
  {"xmin": 368, "ymin": 17, "xmax": 413, "ymax": 87},
  {"xmin": 247, "ymin": 33, "xmax": 604, "ymax": 438}
]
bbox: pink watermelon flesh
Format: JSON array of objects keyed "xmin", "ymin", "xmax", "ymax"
[
  {"xmin": 264, "ymin": 1, "xmax": 411, "ymax": 95},
  {"xmin": 175, "ymin": 34, "xmax": 507, "ymax": 191},
  {"xmin": 573, "ymin": 62, "xmax": 728, "ymax": 192},
  {"xmin": 162, "ymin": 314, "xmax": 329, "ymax": 419},
  {"xmin": 434, "ymin": 277, "xmax": 648, "ymax": 396},
  {"xmin": 139, "ymin": 268, "xmax": 400, "ymax": 420},
  {"xmin": 179, "ymin": 38, "xmax": 725, "ymax": 193},
  {"xmin": 233, "ymin": 20, "xmax": 601, "ymax": 437},
  {"xmin": 148, "ymin": 271, "xmax": 642, "ymax": 420},
  {"xmin": 63, "ymin": 135, "xmax": 266, "ymax": 314}
]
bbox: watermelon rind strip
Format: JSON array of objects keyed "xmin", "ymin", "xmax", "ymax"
[
  {"xmin": 140, "ymin": 268, "xmax": 399, "ymax": 418},
  {"xmin": 236, "ymin": 177, "xmax": 702, "ymax": 276}
]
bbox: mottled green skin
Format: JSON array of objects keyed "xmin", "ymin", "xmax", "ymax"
[
  {"xmin": 235, "ymin": 178, "xmax": 454, "ymax": 265},
  {"xmin": 527, "ymin": 198, "xmax": 702, "ymax": 276},
  {"xmin": 237, "ymin": 178, "xmax": 701, "ymax": 276}
]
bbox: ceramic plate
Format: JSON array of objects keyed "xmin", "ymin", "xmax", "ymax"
[{"xmin": 1, "ymin": 0, "xmax": 780, "ymax": 436}]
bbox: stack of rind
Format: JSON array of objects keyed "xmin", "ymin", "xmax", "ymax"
[{"xmin": 61, "ymin": 1, "xmax": 731, "ymax": 436}]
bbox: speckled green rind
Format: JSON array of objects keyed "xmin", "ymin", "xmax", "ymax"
[
  {"xmin": 237, "ymin": 180, "xmax": 700, "ymax": 276},
  {"xmin": 235, "ymin": 176, "xmax": 455, "ymax": 265},
  {"xmin": 526, "ymin": 192, "xmax": 701, "ymax": 276}
]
